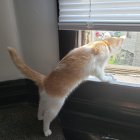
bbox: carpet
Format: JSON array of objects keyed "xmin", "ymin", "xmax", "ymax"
[{"xmin": 0, "ymin": 103, "xmax": 65, "ymax": 140}]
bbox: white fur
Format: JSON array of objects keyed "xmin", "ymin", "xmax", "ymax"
[
  {"xmin": 38, "ymin": 90, "xmax": 66, "ymax": 136},
  {"xmin": 89, "ymin": 45, "xmax": 114, "ymax": 82}
]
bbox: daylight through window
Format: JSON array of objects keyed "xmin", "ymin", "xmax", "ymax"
[{"xmin": 79, "ymin": 30, "xmax": 140, "ymax": 85}]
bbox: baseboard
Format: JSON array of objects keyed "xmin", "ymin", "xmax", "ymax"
[{"xmin": 0, "ymin": 79, "xmax": 39, "ymax": 106}]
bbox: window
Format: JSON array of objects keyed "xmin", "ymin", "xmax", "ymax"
[
  {"xmin": 78, "ymin": 30, "xmax": 140, "ymax": 85},
  {"xmin": 58, "ymin": 0, "xmax": 140, "ymax": 85}
]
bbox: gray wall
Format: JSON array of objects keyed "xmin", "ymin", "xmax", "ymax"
[
  {"xmin": 0, "ymin": 0, "xmax": 23, "ymax": 81},
  {"xmin": 14, "ymin": 0, "xmax": 59, "ymax": 75},
  {"xmin": 0, "ymin": 0, "xmax": 59, "ymax": 82}
]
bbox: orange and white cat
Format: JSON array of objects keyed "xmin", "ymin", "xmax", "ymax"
[{"xmin": 8, "ymin": 36, "xmax": 125, "ymax": 136}]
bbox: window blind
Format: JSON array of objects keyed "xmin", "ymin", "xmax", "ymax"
[{"xmin": 59, "ymin": 0, "xmax": 140, "ymax": 31}]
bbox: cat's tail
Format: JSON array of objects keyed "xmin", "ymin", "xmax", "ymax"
[{"xmin": 7, "ymin": 47, "xmax": 46, "ymax": 87}]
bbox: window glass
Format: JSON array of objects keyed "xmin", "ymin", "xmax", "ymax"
[{"xmin": 79, "ymin": 31, "xmax": 140, "ymax": 85}]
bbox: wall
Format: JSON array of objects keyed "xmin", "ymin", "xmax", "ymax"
[
  {"xmin": 0, "ymin": 0, "xmax": 59, "ymax": 82},
  {"xmin": 14, "ymin": 0, "xmax": 59, "ymax": 75},
  {"xmin": 0, "ymin": 0, "xmax": 23, "ymax": 81}
]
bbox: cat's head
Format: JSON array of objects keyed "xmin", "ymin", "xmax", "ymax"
[{"xmin": 105, "ymin": 35, "xmax": 126, "ymax": 54}]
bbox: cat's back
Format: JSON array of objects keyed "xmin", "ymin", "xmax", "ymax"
[
  {"xmin": 60, "ymin": 44, "xmax": 93, "ymax": 64},
  {"xmin": 45, "ymin": 46, "xmax": 90, "ymax": 85},
  {"xmin": 43, "ymin": 41, "xmax": 108, "ymax": 97},
  {"xmin": 43, "ymin": 46, "xmax": 93, "ymax": 97}
]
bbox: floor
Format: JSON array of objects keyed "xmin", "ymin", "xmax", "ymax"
[{"xmin": 0, "ymin": 103, "xmax": 65, "ymax": 140}]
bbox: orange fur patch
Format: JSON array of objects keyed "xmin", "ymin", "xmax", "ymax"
[
  {"xmin": 8, "ymin": 47, "xmax": 46, "ymax": 88},
  {"xmin": 90, "ymin": 41, "xmax": 110, "ymax": 55}
]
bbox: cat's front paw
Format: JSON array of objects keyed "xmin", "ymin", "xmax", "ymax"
[
  {"xmin": 102, "ymin": 75, "xmax": 116, "ymax": 82},
  {"xmin": 44, "ymin": 129, "xmax": 52, "ymax": 137},
  {"xmin": 105, "ymin": 73, "xmax": 117, "ymax": 82}
]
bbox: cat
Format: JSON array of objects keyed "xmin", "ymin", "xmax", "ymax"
[{"xmin": 8, "ymin": 35, "xmax": 125, "ymax": 136}]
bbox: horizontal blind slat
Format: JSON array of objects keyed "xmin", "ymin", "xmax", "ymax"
[{"xmin": 59, "ymin": 0, "xmax": 140, "ymax": 30}]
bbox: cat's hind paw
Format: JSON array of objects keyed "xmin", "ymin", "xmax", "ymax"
[{"xmin": 44, "ymin": 129, "xmax": 52, "ymax": 137}]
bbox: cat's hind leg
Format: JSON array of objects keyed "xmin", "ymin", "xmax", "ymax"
[
  {"xmin": 43, "ymin": 109, "xmax": 56, "ymax": 136},
  {"xmin": 38, "ymin": 99, "xmax": 45, "ymax": 120},
  {"xmin": 43, "ymin": 94, "xmax": 65, "ymax": 137},
  {"xmin": 37, "ymin": 91, "xmax": 46, "ymax": 120}
]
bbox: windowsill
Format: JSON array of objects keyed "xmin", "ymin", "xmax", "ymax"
[{"xmin": 87, "ymin": 75, "xmax": 140, "ymax": 88}]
